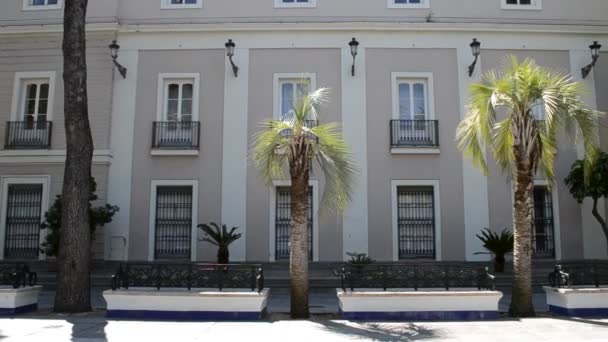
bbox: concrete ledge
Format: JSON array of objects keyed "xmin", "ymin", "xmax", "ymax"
[
  {"xmin": 0, "ymin": 285, "xmax": 42, "ymax": 315},
  {"xmin": 544, "ymin": 286, "xmax": 608, "ymax": 317},
  {"xmin": 103, "ymin": 288, "xmax": 270, "ymax": 320},
  {"xmin": 150, "ymin": 149, "xmax": 199, "ymax": 156},
  {"xmin": 337, "ymin": 288, "xmax": 502, "ymax": 321},
  {"xmin": 390, "ymin": 147, "xmax": 440, "ymax": 155}
]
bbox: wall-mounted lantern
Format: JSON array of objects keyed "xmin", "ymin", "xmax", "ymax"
[
  {"xmin": 109, "ymin": 40, "xmax": 127, "ymax": 79},
  {"xmin": 582, "ymin": 41, "xmax": 602, "ymax": 79},
  {"xmin": 349, "ymin": 38, "xmax": 359, "ymax": 76},
  {"xmin": 468, "ymin": 38, "xmax": 481, "ymax": 77},
  {"xmin": 225, "ymin": 39, "xmax": 239, "ymax": 77}
]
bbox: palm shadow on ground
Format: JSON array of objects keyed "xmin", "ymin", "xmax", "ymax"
[{"xmin": 315, "ymin": 320, "xmax": 439, "ymax": 341}]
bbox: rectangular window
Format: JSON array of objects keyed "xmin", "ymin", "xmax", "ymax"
[
  {"xmin": 274, "ymin": 0, "xmax": 317, "ymax": 8},
  {"xmin": 391, "ymin": 77, "xmax": 437, "ymax": 147},
  {"xmin": 22, "ymin": 0, "xmax": 62, "ymax": 10},
  {"xmin": 533, "ymin": 186, "xmax": 555, "ymax": 258},
  {"xmin": 278, "ymin": 79, "xmax": 310, "ymax": 121},
  {"xmin": 154, "ymin": 186, "xmax": 193, "ymax": 260},
  {"xmin": 397, "ymin": 186, "xmax": 435, "ymax": 259},
  {"xmin": 397, "ymin": 79, "xmax": 428, "ymax": 121},
  {"xmin": 3, "ymin": 184, "xmax": 43, "ymax": 259},
  {"xmin": 388, "ymin": 0, "xmax": 430, "ymax": 9},
  {"xmin": 502, "ymin": 0, "xmax": 542, "ymax": 10},
  {"xmin": 275, "ymin": 186, "xmax": 313, "ymax": 260},
  {"xmin": 21, "ymin": 80, "xmax": 50, "ymax": 127},
  {"xmin": 161, "ymin": 0, "xmax": 202, "ymax": 9},
  {"xmin": 163, "ymin": 80, "xmax": 194, "ymax": 122}
]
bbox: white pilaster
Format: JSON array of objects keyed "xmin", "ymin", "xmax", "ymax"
[
  {"xmin": 106, "ymin": 50, "xmax": 139, "ymax": 260},
  {"xmin": 457, "ymin": 45, "xmax": 491, "ymax": 261},
  {"xmin": 341, "ymin": 46, "xmax": 369, "ymax": 259},
  {"xmin": 221, "ymin": 48, "xmax": 249, "ymax": 261},
  {"xmin": 569, "ymin": 48, "xmax": 607, "ymax": 259}
]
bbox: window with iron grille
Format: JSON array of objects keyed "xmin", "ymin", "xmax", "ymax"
[
  {"xmin": 4, "ymin": 184, "xmax": 43, "ymax": 259},
  {"xmin": 533, "ymin": 186, "xmax": 555, "ymax": 258},
  {"xmin": 275, "ymin": 186, "xmax": 313, "ymax": 260},
  {"xmin": 397, "ymin": 186, "xmax": 436, "ymax": 259},
  {"xmin": 154, "ymin": 186, "xmax": 193, "ymax": 260}
]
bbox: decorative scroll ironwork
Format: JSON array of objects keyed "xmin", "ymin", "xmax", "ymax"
[
  {"xmin": 0, "ymin": 263, "xmax": 37, "ymax": 289},
  {"xmin": 152, "ymin": 121, "xmax": 200, "ymax": 149},
  {"xmin": 4, "ymin": 184, "xmax": 43, "ymax": 259},
  {"xmin": 390, "ymin": 120, "xmax": 439, "ymax": 148},
  {"xmin": 275, "ymin": 186, "xmax": 313, "ymax": 260},
  {"xmin": 397, "ymin": 187, "xmax": 436, "ymax": 259},
  {"xmin": 548, "ymin": 260, "xmax": 608, "ymax": 288},
  {"xmin": 111, "ymin": 263, "xmax": 264, "ymax": 293},
  {"xmin": 4, "ymin": 121, "xmax": 53, "ymax": 149},
  {"xmin": 533, "ymin": 186, "xmax": 555, "ymax": 258},
  {"xmin": 339, "ymin": 263, "xmax": 495, "ymax": 291}
]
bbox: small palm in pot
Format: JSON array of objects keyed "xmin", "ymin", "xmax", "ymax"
[
  {"xmin": 198, "ymin": 222, "xmax": 242, "ymax": 264},
  {"xmin": 475, "ymin": 228, "xmax": 514, "ymax": 273}
]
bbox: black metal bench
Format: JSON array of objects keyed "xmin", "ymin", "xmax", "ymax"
[
  {"xmin": 0, "ymin": 263, "xmax": 37, "ymax": 289},
  {"xmin": 338, "ymin": 263, "xmax": 495, "ymax": 291},
  {"xmin": 548, "ymin": 260, "xmax": 608, "ymax": 288},
  {"xmin": 110, "ymin": 262, "xmax": 264, "ymax": 292}
]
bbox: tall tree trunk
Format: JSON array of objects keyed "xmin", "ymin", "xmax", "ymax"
[
  {"xmin": 591, "ymin": 198, "xmax": 608, "ymax": 255},
  {"xmin": 289, "ymin": 144, "xmax": 310, "ymax": 318},
  {"xmin": 55, "ymin": 0, "xmax": 93, "ymax": 313},
  {"xmin": 509, "ymin": 158, "xmax": 536, "ymax": 317}
]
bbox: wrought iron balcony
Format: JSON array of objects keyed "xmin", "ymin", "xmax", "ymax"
[
  {"xmin": 390, "ymin": 120, "xmax": 439, "ymax": 148},
  {"xmin": 4, "ymin": 121, "xmax": 52, "ymax": 149},
  {"xmin": 152, "ymin": 121, "xmax": 200, "ymax": 149}
]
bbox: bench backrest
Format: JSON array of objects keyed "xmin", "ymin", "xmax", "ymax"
[{"xmin": 0, "ymin": 263, "xmax": 37, "ymax": 289}]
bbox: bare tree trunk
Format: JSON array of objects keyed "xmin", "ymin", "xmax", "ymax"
[
  {"xmin": 591, "ymin": 198, "xmax": 608, "ymax": 255},
  {"xmin": 55, "ymin": 0, "xmax": 93, "ymax": 313},
  {"xmin": 509, "ymin": 157, "xmax": 536, "ymax": 317},
  {"xmin": 289, "ymin": 142, "xmax": 310, "ymax": 318}
]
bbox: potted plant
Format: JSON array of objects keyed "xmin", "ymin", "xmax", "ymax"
[
  {"xmin": 475, "ymin": 228, "xmax": 514, "ymax": 273},
  {"xmin": 198, "ymin": 222, "xmax": 242, "ymax": 264}
]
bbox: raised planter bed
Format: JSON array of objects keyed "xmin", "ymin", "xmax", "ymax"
[
  {"xmin": 544, "ymin": 260, "xmax": 608, "ymax": 317},
  {"xmin": 336, "ymin": 263, "xmax": 502, "ymax": 320},
  {"xmin": 103, "ymin": 262, "xmax": 268, "ymax": 320},
  {"xmin": 0, "ymin": 263, "xmax": 40, "ymax": 315}
]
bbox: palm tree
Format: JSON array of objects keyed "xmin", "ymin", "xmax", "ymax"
[
  {"xmin": 252, "ymin": 87, "xmax": 356, "ymax": 318},
  {"xmin": 457, "ymin": 56, "xmax": 600, "ymax": 317}
]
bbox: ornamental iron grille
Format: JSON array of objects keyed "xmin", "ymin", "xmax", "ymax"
[
  {"xmin": 390, "ymin": 120, "xmax": 439, "ymax": 147},
  {"xmin": 152, "ymin": 121, "xmax": 200, "ymax": 150},
  {"xmin": 154, "ymin": 186, "xmax": 193, "ymax": 260},
  {"xmin": 0, "ymin": 263, "xmax": 37, "ymax": 288},
  {"xmin": 548, "ymin": 260, "xmax": 608, "ymax": 288},
  {"xmin": 275, "ymin": 186, "xmax": 313, "ymax": 260},
  {"xmin": 3, "ymin": 184, "xmax": 43, "ymax": 259},
  {"xmin": 5, "ymin": 121, "xmax": 53, "ymax": 149},
  {"xmin": 533, "ymin": 186, "xmax": 555, "ymax": 258},
  {"xmin": 397, "ymin": 186, "xmax": 436, "ymax": 259}
]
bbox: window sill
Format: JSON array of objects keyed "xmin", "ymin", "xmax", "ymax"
[
  {"xmin": 22, "ymin": 5, "xmax": 63, "ymax": 11},
  {"xmin": 160, "ymin": 3, "xmax": 202, "ymax": 10},
  {"xmin": 391, "ymin": 147, "xmax": 440, "ymax": 155},
  {"xmin": 274, "ymin": 0, "xmax": 317, "ymax": 8},
  {"xmin": 500, "ymin": 5, "xmax": 542, "ymax": 11},
  {"xmin": 151, "ymin": 149, "xmax": 199, "ymax": 156}
]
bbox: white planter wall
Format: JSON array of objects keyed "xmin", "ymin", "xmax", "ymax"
[
  {"xmin": 544, "ymin": 286, "xmax": 608, "ymax": 317},
  {"xmin": 103, "ymin": 288, "xmax": 270, "ymax": 320},
  {"xmin": 337, "ymin": 288, "xmax": 503, "ymax": 320},
  {"xmin": 0, "ymin": 285, "xmax": 42, "ymax": 315}
]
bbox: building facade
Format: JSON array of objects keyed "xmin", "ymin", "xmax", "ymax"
[{"xmin": 0, "ymin": 0, "xmax": 607, "ymax": 263}]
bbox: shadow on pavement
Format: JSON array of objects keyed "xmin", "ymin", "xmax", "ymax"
[
  {"xmin": 551, "ymin": 316, "xmax": 608, "ymax": 327},
  {"xmin": 315, "ymin": 320, "xmax": 439, "ymax": 341}
]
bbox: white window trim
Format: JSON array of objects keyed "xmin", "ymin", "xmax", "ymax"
[
  {"xmin": 147, "ymin": 180, "xmax": 199, "ymax": 262},
  {"xmin": 274, "ymin": 0, "xmax": 317, "ymax": 9},
  {"xmin": 156, "ymin": 73, "xmax": 200, "ymax": 122},
  {"xmin": 269, "ymin": 180, "xmax": 319, "ymax": 262},
  {"xmin": 501, "ymin": 0, "xmax": 542, "ymax": 11},
  {"xmin": 272, "ymin": 73, "xmax": 317, "ymax": 121},
  {"xmin": 10, "ymin": 71, "xmax": 56, "ymax": 122},
  {"xmin": 508, "ymin": 179, "xmax": 562, "ymax": 260},
  {"xmin": 391, "ymin": 180, "xmax": 442, "ymax": 261},
  {"xmin": 0, "ymin": 176, "xmax": 51, "ymax": 261},
  {"xmin": 391, "ymin": 72, "xmax": 435, "ymax": 120},
  {"xmin": 160, "ymin": 0, "xmax": 202, "ymax": 10},
  {"xmin": 22, "ymin": 0, "xmax": 63, "ymax": 11},
  {"xmin": 387, "ymin": 0, "xmax": 430, "ymax": 9}
]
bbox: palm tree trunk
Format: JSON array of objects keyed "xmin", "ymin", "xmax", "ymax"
[
  {"xmin": 289, "ymin": 151, "xmax": 310, "ymax": 318},
  {"xmin": 54, "ymin": 0, "xmax": 93, "ymax": 313},
  {"xmin": 509, "ymin": 162, "xmax": 536, "ymax": 317},
  {"xmin": 591, "ymin": 198, "xmax": 608, "ymax": 255}
]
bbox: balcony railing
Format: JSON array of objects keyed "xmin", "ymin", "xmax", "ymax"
[
  {"xmin": 390, "ymin": 120, "xmax": 439, "ymax": 148},
  {"xmin": 4, "ymin": 121, "xmax": 52, "ymax": 149},
  {"xmin": 152, "ymin": 121, "xmax": 200, "ymax": 149}
]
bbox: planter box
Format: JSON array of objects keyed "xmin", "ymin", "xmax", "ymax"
[
  {"xmin": 544, "ymin": 286, "xmax": 608, "ymax": 317},
  {"xmin": 0, "ymin": 285, "xmax": 42, "ymax": 315},
  {"xmin": 103, "ymin": 288, "xmax": 270, "ymax": 320},
  {"xmin": 337, "ymin": 288, "xmax": 503, "ymax": 320}
]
